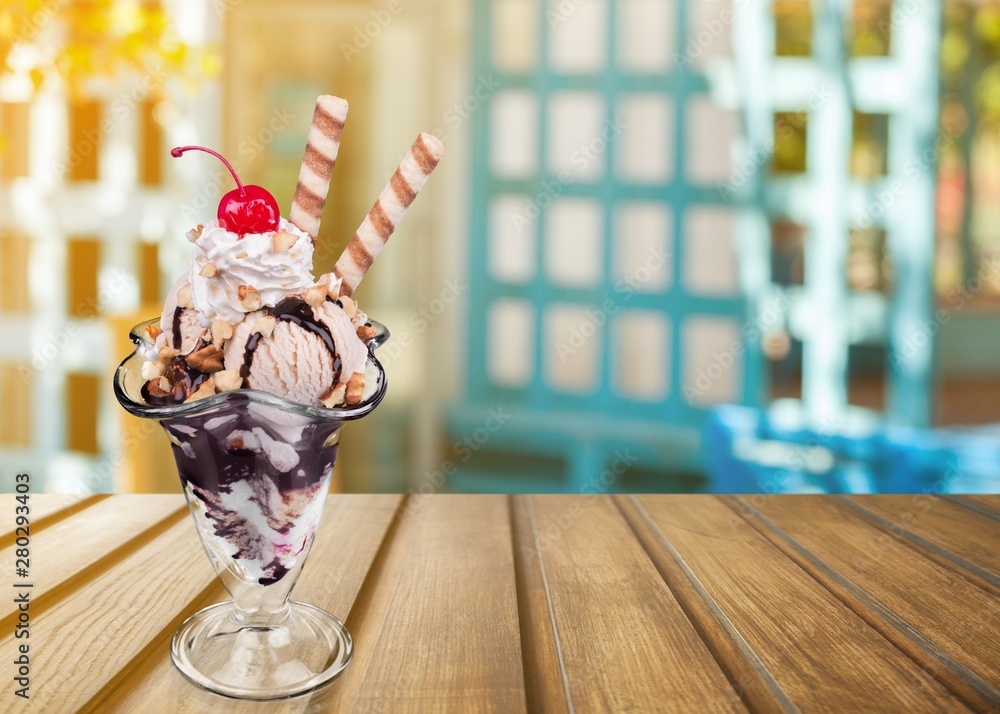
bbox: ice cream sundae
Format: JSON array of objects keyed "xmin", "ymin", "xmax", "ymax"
[{"xmin": 115, "ymin": 94, "xmax": 442, "ymax": 698}]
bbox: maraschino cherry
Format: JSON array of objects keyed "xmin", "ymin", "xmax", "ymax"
[{"xmin": 170, "ymin": 146, "xmax": 280, "ymax": 237}]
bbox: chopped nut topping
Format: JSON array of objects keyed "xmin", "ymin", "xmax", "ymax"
[
  {"xmin": 315, "ymin": 272, "xmax": 345, "ymax": 299},
  {"xmin": 140, "ymin": 360, "xmax": 167, "ymax": 380},
  {"xmin": 148, "ymin": 376, "xmax": 172, "ymax": 397},
  {"xmin": 328, "ymin": 275, "xmax": 345, "ymax": 299},
  {"xmin": 320, "ymin": 383, "xmax": 347, "ymax": 408},
  {"xmin": 215, "ymin": 370, "xmax": 242, "ymax": 392},
  {"xmin": 272, "ymin": 231, "xmax": 297, "ymax": 252},
  {"xmin": 199, "ymin": 262, "xmax": 218, "ymax": 278},
  {"xmin": 238, "ymin": 285, "xmax": 262, "ymax": 311},
  {"xmin": 184, "ymin": 377, "xmax": 216, "ymax": 403},
  {"xmin": 186, "ymin": 345, "xmax": 225, "ymax": 373},
  {"xmin": 177, "ymin": 284, "xmax": 194, "ymax": 309},
  {"xmin": 345, "ymin": 371, "xmax": 365, "ymax": 405},
  {"xmin": 356, "ymin": 324, "xmax": 377, "ymax": 341},
  {"xmin": 235, "ymin": 253, "xmax": 248, "ymax": 260},
  {"xmin": 211, "ymin": 319, "xmax": 234, "ymax": 346},
  {"xmin": 304, "ymin": 286, "xmax": 326, "ymax": 308},
  {"xmin": 158, "ymin": 345, "xmax": 180, "ymax": 362},
  {"xmin": 340, "ymin": 296, "xmax": 357, "ymax": 318},
  {"xmin": 145, "ymin": 324, "xmax": 162, "ymax": 341},
  {"xmin": 185, "ymin": 224, "xmax": 204, "ymax": 243},
  {"xmin": 253, "ymin": 315, "xmax": 277, "ymax": 338}
]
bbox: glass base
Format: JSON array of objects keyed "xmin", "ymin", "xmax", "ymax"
[{"xmin": 170, "ymin": 600, "xmax": 353, "ymax": 700}]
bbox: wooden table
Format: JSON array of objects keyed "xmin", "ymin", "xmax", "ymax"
[{"xmin": 0, "ymin": 494, "xmax": 997, "ymax": 712}]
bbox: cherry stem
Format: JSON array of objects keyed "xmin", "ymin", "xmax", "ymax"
[{"xmin": 170, "ymin": 145, "xmax": 246, "ymax": 195}]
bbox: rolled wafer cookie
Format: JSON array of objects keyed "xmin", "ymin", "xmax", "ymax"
[
  {"xmin": 333, "ymin": 132, "xmax": 444, "ymax": 297},
  {"xmin": 289, "ymin": 95, "xmax": 349, "ymax": 242}
]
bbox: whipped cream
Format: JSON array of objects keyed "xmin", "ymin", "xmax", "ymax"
[{"xmin": 187, "ymin": 219, "xmax": 314, "ymax": 325}]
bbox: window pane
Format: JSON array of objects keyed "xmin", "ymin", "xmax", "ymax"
[
  {"xmin": 0, "ymin": 234, "xmax": 32, "ymax": 313},
  {"xmin": 0, "ymin": 102, "xmax": 30, "ymax": 179},
  {"xmin": 0, "ymin": 364, "xmax": 32, "ymax": 447},
  {"xmin": 138, "ymin": 241, "xmax": 161, "ymax": 306},
  {"xmin": 68, "ymin": 100, "xmax": 102, "ymax": 181},
  {"xmin": 66, "ymin": 372, "xmax": 100, "ymax": 454},
  {"xmin": 67, "ymin": 238, "xmax": 101, "ymax": 317}
]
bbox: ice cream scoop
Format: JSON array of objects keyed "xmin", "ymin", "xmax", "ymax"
[{"xmin": 144, "ymin": 217, "xmax": 374, "ymax": 409}]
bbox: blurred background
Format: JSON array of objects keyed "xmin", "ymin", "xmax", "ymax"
[{"xmin": 0, "ymin": 0, "xmax": 998, "ymax": 495}]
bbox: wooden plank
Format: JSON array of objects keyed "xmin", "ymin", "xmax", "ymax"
[
  {"xmin": 90, "ymin": 494, "xmax": 403, "ymax": 714},
  {"xmin": 841, "ymin": 495, "xmax": 1000, "ymax": 585},
  {"xmin": 951, "ymin": 496, "xmax": 1000, "ymax": 522},
  {"xmin": 1, "ymin": 509, "xmax": 218, "ymax": 712},
  {"xmin": 0, "ymin": 495, "xmax": 185, "ymax": 629},
  {"xmin": 323, "ymin": 495, "xmax": 526, "ymax": 713},
  {"xmin": 956, "ymin": 495, "xmax": 999, "ymax": 510},
  {"xmin": 616, "ymin": 495, "xmax": 792, "ymax": 714},
  {"xmin": 315, "ymin": 495, "xmax": 423, "ymax": 714},
  {"xmin": 630, "ymin": 495, "xmax": 965, "ymax": 712},
  {"xmin": 735, "ymin": 495, "xmax": 1000, "ymax": 712},
  {"xmin": 525, "ymin": 496, "xmax": 745, "ymax": 712},
  {"xmin": 0, "ymin": 494, "xmax": 98, "ymax": 544},
  {"xmin": 510, "ymin": 496, "xmax": 571, "ymax": 714}
]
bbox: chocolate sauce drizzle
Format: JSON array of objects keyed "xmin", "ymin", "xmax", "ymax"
[
  {"xmin": 172, "ymin": 306, "xmax": 183, "ymax": 349},
  {"xmin": 240, "ymin": 297, "xmax": 342, "ymax": 388},
  {"xmin": 239, "ymin": 332, "xmax": 262, "ymax": 386}
]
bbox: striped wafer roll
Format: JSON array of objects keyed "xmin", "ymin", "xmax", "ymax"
[
  {"xmin": 289, "ymin": 95, "xmax": 349, "ymax": 242},
  {"xmin": 334, "ymin": 132, "xmax": 444, "ymax": 297}
]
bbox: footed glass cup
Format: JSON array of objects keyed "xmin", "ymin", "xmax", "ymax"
[{"xmin": 115, "ymin": 319, "xmax": 388, "ymax": 700}]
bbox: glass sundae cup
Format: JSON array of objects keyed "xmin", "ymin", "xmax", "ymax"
[{"xmin": 114, "ymin": 317, "xmax": 389, "ymax": 700}]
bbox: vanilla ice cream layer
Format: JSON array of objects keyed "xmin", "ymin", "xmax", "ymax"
[
  {"xmin": 315, "ymin": 300, "xmax": 369, "ymax": 381},
  {"xmin": 222, "ymin": 299, "xmax": 372, "ymax": 407},
  {"xmin": 159, "ymin": 276, "xmax": 210, "ymax": 355},
  {"xmin": 245, "ymin": 321, "xmax": 336, "ymax": 406}
]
